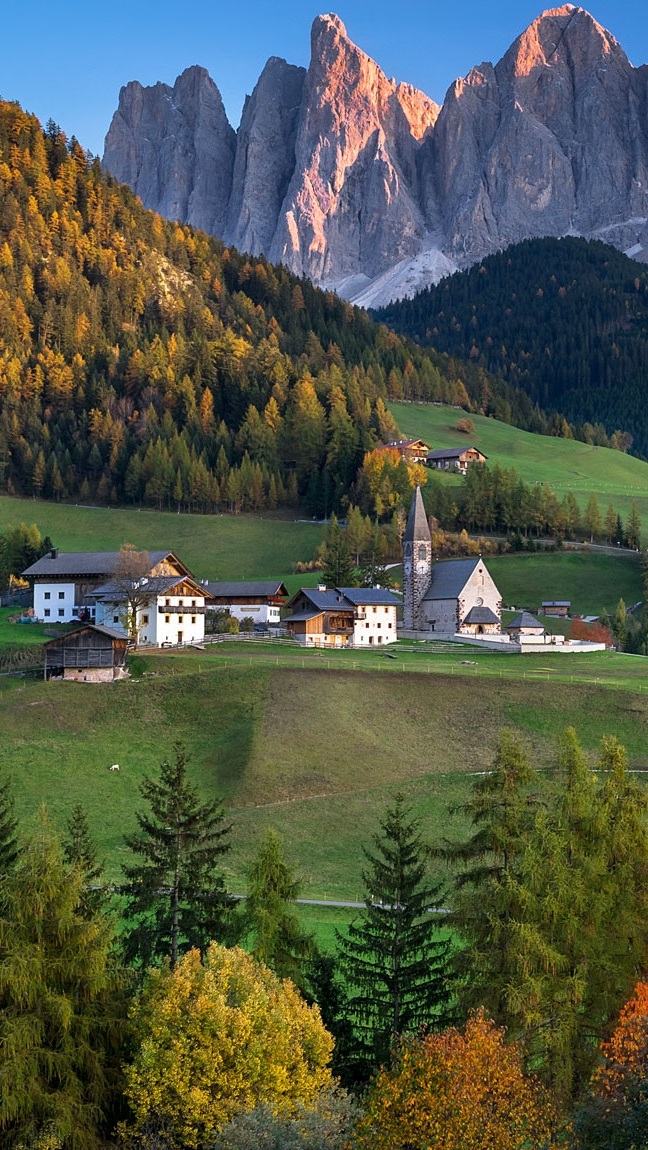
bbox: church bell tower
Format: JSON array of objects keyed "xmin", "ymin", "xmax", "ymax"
[{"xmin": 403, "ymin": 486, "xmax": 431, "ymax": 630}]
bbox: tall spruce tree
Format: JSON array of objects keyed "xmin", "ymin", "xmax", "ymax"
[
  {"xmin": 121, "ymin": 746, "xmax": 237, "ymax": 968},
  {"xmin": 336, "ymin": 794, "xmax": 450, "ymax": 1075},
  {"xmin": 320, "ymin": 515, "xmax": 355, "ymax": 587},
  {"xmin": 444, "ymin": 729, "xmax": 539, "ymax": 1018},
  {"xmin": 62, "ymin": 803, "xmax": 106, "ymax": 918},
  {"xmin": 0, "ymin": 808, "xmax": 125, "ymax": 1149},
  {"xmin": 244, "ymin": 827, "xmax": 315, "ymax": 991}
]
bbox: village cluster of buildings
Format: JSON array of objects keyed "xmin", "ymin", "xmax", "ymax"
[{"xmin": 23, "ymin": 488, "xmax": 605, "ymax": 681}]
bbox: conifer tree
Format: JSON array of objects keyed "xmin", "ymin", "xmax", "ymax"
[
  {"xmin": 0, "ymin": 763, "xmax": 19, "ymax": 879},
  {"xmin": 244, "ymin": 827, "xmax": 315, "ymax": 991},
  {"xmin": 62, "ymin": 803, "xmax": 106, "ymax": 918},
  {"xmin": 443, "ymin": 730, "xmax": 538, "ymax": 1019},
  {"xmin": 0, "ymin": 809, "xmax": 125, "ymax": 1148},
  {"xmin": 121, "ymin": 745, "xmax": 237, "ymax": 968},
  {"xmin": 319, "ymin": 514, "xmax": 355, "ymax": 587},
  {"xmin": 336, "ymin": 794, "xmax": 450, "ymax": 1075}
]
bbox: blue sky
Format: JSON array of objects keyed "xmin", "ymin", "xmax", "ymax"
[{"xmin": 3, "ymin": 2, "xmax": 648, "ymax": 157}]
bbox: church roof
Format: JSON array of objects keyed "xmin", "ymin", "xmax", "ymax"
[
  {"xmin": 463, "ymin": 605, "xmax": 500, "ymax": 626},
  {"xmin": 507, "ymin": 611, "xmax": 544, "ymax": 631},
  {"xmin": 403, "ymin": 487, "xmax": 430, "ymax": 543},
  {"xmin": 422, "ymin": 557, "xmax": 481, "ymax": 601}
]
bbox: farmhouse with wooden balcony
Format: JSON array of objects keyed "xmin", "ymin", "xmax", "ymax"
[
  {"xmin": 23, "ymin": 549, "xmax": 210, "ymax": 647},
  {"xmin": 203, "ymin": 580, "xmax": 288, "ymax": 627},
  {"xmin": 426, "ymin": 446, "xmax": 487, "ymax": 472},
  {"xmin": 385, "ymin": 438, "xmax": 430, "ymax": 463},
  {"xmin": 285, "ymin": 586, "xmax": 399, "ymax": 648}
]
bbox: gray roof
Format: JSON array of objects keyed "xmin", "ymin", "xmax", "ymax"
[
  {"xmin": 285, "ymin": 609, "xmax": 323, "ymax": 623},
  {"xmin": 462, "ymin": 605, "xmax": 500, "ymax": 626},
  {"xmin": 90, "ymin": 575, "xmax": 184, "ymax": 602},
  {"xmin": 427, "ymin": 447, "xmax": 487, "ymax": 461},
  {"xmin": 403, "ymin": 487, "xmax": 430, "ymax": 543},
  {"xmin": 296, "ymin": 588, "xmax": 354, "ymax": 611},
  {"xmin": 204, "ymin": 580, "xmax": 287, "ymax": 599},
  {"xmin": 542, "ymin": 601, "xmax": 571, "ymax": 607},
  {"xmin": 507, "ymin": 611, "xmax": 544, "ymax": 631},
  {"xmin": 423, "ymin": 558, "xmax": 481, "ymax": 601},
  {"xmin": 43, "ymin": 623, "xmax": 127, "ymax": 647},
  {"xmin": 23, "ymin": 550, "xmax": 171, "ymax": 578},
  {"xmin": 338, "ymin": 587, "xmax": 400, "ymax": 606}
]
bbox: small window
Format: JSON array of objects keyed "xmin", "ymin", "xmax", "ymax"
[
  {"xmin": 178, "ymin": 615, "xmax": 184, "ymax": 624},
  {"xmin": 165, "ymin": 599, "xmax": 170, "ymax": 607},
  {"xmin": 165, "ymin": 614, "xmax": 170, "ymax": 624},
  {"xmin": 142, "ymin": 614, "xmax": 149, "ymax": 624},
  {"xmin": 58, "ymin": 591, "xmax": 65, "ymax": 600},
  {"xmin": 418, "ymin": 544, "xmax": 427, "ymax": 561},
  {"xmin": 44, "ymin": 591, "xmax": 51, "ymax": 600},
  {"xmin": 113, "ymin": 614, "xmax": 119, "ymax": 623},
  {"xmin": 373, "ymin": 606, "xmax": 377, "ymax": 614},
  {"xmin": 58, "ymin": 609, "xmax": 64, "ymax": 618},
  {"xmin": 44, "ymin": 609, "xmax": 50, "ymax": 618},
  {"xmin": 178, "ymin": 599, "xmax": 184, "ymax": 607},
  {"xmin": 191, "ymin": 615, "xmax": 196, "ymax": 624},
  {"xmin": 191, "ymin": 599, "xmax": 196, "ymax": 607}
]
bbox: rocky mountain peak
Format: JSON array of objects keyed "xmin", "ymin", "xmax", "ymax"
[{"xmin": 103, "ymin": 8, "xmax": 648, "ymax": 308}]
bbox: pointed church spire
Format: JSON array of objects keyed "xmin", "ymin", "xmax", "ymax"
[{"xmin": 404, "ymin": 486, "xmax": 430, "ymax": 542}]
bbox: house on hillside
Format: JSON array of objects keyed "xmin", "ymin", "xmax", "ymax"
[
  {"xmin": 24, "ymin": 549, "xmax": 211, "ymax": 647},
  {"xmin": 385, "ymin": 438, "xmax": 430, "ymax": 463},
  {"xmin": 285, "ymin": 586, "xmax": 399, "ymax": 648},
  {"xmin": 403, "ymin": 487, "xmax": 502, "ymax": 634},
  {"xmin": 43, "ymin": 624, "xmax": 128, "ymax": 682},
  {"xmin": 426, "ymin": 446, "xmax": 487, "ymax": 472},
  {"xmin": 542, "ymin": 600, "xmax": 571, "ymax": 617},
  {"xmin": 203, "ymin": 580, "xmax": 288, "ymax": 627}
]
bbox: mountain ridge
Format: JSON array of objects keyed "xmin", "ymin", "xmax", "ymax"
[{"xmin": 103, "ymin": 5, "xmax": 648, "ymax": 306}]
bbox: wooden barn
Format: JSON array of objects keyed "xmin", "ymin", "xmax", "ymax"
[{"xmin": 43, "ymin": 624, "xmax": 128, "ymax": 682}]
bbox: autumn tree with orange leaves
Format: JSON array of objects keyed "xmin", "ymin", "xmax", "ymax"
[
  {"xmin": 353, "ymin": 1010, "xmax": 560, "ymax": 1150},
  {"xmin": 576, "ymin": 982, "xmax": 648, "ymax": 1149}
]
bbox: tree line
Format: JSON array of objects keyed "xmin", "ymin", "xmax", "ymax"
[{"xmin": 2, "ymin": 728, "xmax": 648, "ymax": 1148}]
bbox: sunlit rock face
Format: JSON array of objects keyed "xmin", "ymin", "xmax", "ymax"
[{"xmin": 103, "ymin": 6, "xmax": 648, "ymax": 307}]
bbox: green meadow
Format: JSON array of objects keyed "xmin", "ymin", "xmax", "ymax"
[
  {"xmin": 4, "ymin": 646, "xmax": 648, "ymax": 905},
  {"xmin": 0, "ymin": 496, "xmax": 322, "ymax": 583},
  {"xmin": 389, "ymin": 401, "xmax": 648, "ymax": 522}
]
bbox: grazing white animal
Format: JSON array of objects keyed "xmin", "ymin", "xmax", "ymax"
[{"xmin": 110, "ymin": 764, "xmax": 120, "ymax": 771}]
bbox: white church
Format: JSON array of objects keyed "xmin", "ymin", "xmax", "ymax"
[{"xmin": 402, "ymin": 488, "xmax": 502, "ymax": 636}]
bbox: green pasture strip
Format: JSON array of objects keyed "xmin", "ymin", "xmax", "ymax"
[
  {"xmin": 389, "ymin": 401, "xmax": 648, "ymax": 521},
  {"xmin": 488, "ymin": 551, "xmax": 642, "ymax": 617},
  {"xmin": 4, "ymin": 658, "xmax": 648, "ymax": 901},
  {"xmin": 0, "ymin": 496, "xmax": 322, "ymax": 582}
]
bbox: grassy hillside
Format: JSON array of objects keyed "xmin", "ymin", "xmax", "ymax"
[
  {"xmin": 0, "ymin": 496, "xmax": 321, "ymax": 581},
  {"xmin": 4, "ymin": 648, "xmax": 648, "ymax": 902},
  {"xmin": 389, "ymin": 401, "xmax": 648, "ymax": 522}
]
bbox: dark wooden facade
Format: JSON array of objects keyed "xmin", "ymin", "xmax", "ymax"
[{"xmin": 43, "ymin": 625, "xmax": 128, "ymax": 681}]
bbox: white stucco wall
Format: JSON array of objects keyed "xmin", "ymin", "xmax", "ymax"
[
  {"xmin": 96, "ymin": 593, "xmax": 206, "ymax": 647},
  {"xmin": 211, "ymin": 602, "xmax": 280, "ymax": 625},
  {"xmin": 34, "ymin": 582, "xmax": 78, "ymax": 623},
  {"xmin": 353, "ymin": 604, "xmax": 397, "ymax": 646}
]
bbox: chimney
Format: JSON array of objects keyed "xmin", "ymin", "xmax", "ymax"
[{"xmin": 50, "ymin": 547, "xmax": 58, "ymax": 560}]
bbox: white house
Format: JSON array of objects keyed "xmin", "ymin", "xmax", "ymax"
[
  {"xmin": 285, "ymin": 586, "xmax": 400, "ymax": 648},
  {"xmin": 203, "ymin": 580, "xmax": 288, "ymax": 627},
  {"xmin": 24, "ymin": 549, "xmax": 210, "ymax": 647}
]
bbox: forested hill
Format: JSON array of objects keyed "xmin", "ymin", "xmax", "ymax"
[
  {"xmin": 375, "ymin": 237, "xmax": 648, "ymax": 458},
  {"xmin": 0, "ymin": 100, "xmax": 561, "ymax": 516}
]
